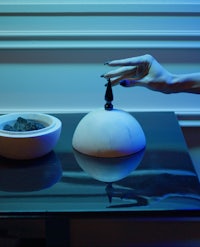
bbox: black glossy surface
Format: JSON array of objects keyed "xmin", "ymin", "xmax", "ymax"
[{"xmin": 0, "ymin": 112, "xmax": 200, "ymax": 217}]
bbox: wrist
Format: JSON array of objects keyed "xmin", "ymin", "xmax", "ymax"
[{"xmin": 170, "ymin": 73, "xmax": 200, "ymax": 93}]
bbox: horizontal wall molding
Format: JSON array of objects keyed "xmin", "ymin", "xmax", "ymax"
[
  {"xmin": 177, "ymin": 113, "xmax": 200, "ymax": 127},
  {"xmin": 0, "ymin": 31, "xmax": 200, "ymax": 49},
  {"xmin": 0, "ymin": 2, "xmax": 199, "ymax": 62},
  {"xmin": 1, "ymin": 2, "xmax": 200, "ymax": 49},
  {"xmin": 0, "ymin": 3, "xmax": 200, "ymax": 14}
]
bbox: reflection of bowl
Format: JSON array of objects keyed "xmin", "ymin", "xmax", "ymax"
[
  {"xmin": 72, "ymin": 109, "xmax": 146, "ymax": 158},
  {"xmin": 73, "ymin": 148, "xmax": 145, "ymax": 183},
  {"xmin": 0, "ymin": 112, "xmax": 62, "ymax": 160},
  {"xmin": 0, "ymin": 152, "xmax": 62, "ymax": 192}
]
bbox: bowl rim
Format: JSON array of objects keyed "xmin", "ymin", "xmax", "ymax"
[{"xmin": 0, "ymin": 112, "xmax": 62, "ymax": 138}]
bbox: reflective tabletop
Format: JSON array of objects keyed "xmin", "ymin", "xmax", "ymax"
[{"xmin": 0, "ymin": 112, "xmax": 200, "ymax": 217}]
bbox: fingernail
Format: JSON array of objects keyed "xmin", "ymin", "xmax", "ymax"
[{"xmin": 120, "ymin": 80, "xmax": 128, "ymax": 87}]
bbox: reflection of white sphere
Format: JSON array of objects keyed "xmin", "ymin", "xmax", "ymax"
[
  {"xmin": 74, "ymin": 149, "xmax": 145, "ymax": 183},
  {"xmin": 72, "ymin": 109, "xmax": 146, "ymax": 158}
]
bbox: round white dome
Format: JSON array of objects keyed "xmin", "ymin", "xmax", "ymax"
[{"xmin": 72, "ymin": 109, "xmax": 146, "ymax": 158}]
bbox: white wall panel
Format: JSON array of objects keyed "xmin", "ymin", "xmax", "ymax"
[{"xmin": 0, "ymin": 1, "xmax": 200, "ymax": 114}]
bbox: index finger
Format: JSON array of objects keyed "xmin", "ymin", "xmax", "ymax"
[{"xmin": 106, "ymin": 54, "xmax": 152, "ymax": 67}]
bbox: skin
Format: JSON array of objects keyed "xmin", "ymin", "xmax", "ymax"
[{"xmin": 102, "ymin": 54, "xmax": 200, "ymax": 94}]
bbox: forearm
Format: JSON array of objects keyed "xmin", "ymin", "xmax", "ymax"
[{"xmin": 169, "ymin": 73, "xmax": 200, "ymax": 94}]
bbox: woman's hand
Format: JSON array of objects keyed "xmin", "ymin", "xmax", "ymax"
[{"xmin": 102, "ymin": 54, "xmax": 174, "ymax": 94}]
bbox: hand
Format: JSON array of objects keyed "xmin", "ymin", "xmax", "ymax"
[{"xmin": 102, "ymin": 54, "xmax": 174, "ymax": 94}]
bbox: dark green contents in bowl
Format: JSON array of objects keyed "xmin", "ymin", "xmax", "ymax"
[{"xmin": 3, "ymin": 117, "xmax": 46, "ymax": 132}]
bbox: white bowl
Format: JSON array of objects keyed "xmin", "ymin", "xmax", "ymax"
[{"xmin": 0, "ymin": 112, "xmax": 62, "ymax": 160}]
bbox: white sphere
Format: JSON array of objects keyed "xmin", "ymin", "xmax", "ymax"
[{"xmin": 72, "ymin": 109, "xmax": 146, "ymax": 158}]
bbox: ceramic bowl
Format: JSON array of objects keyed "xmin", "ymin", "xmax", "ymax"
[{"xmin": 0, "ymin": 112, "xmax": 62, "ymax": 160}]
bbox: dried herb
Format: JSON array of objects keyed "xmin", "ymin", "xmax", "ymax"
[{"xmin": 3, "ymin": 117, "xmax": 45, "ymax": 131}]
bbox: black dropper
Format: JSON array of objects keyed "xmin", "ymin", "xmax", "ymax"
[{"xmin": 104, "ymin": 79, "xmax": 113, "ymax": 111}]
